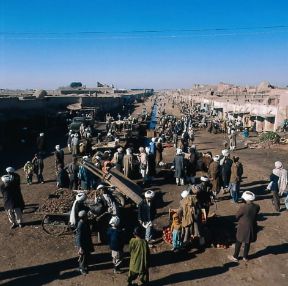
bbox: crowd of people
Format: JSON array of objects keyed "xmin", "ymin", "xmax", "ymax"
[{"xmin": 1, "ymin": 94, "xmax": 288, "ymax": 286}]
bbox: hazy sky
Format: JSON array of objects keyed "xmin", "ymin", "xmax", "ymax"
[{"xmin": 0, "ymin": 0, "xmax": 288, "ymax": 89}]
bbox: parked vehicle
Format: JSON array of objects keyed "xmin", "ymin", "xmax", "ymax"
[{"xmin": 68, "ymin": 116, "xmax": 94, "ymax": 132}]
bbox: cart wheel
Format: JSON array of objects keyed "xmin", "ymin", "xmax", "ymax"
[{"xmin": 42, "ymin": 215, "xmax": 68, "ymax": 236}]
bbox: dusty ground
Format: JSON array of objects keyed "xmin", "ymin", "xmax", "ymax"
[{"xmin": 0, "ymin": 96, "xmax": 288, "ymax": 286}]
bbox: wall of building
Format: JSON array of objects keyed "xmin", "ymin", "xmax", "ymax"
[
  {"xmin": 196, "ymin": 96, "xmax": 279, "ymax": 131},
  {"xmin": 276, "ymin": 91, "xmax": 288, "ymax": 129},
  {"xmin": 0, "ymin": 92, "xmax": 148, "ymax": 116}
]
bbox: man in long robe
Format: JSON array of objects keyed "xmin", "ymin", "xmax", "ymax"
[
  {"xmin": 128, "ymin": 227, "xmax": 150, "ymax": 286},
  {"xmin": 123, "ymin": 148, "xmax": 133, "ymax": 178},
  {"xmin": 1, "ymin": 167, "xmax": 25, "ymax": 229},
  {"xmin": 208, "ymin": 155, "xmax": 221, "ymax": 197}
]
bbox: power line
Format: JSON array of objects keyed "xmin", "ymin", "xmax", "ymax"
[
  {"xmin": 1, "ymin": 25, "xmax": 287, "ymax": 40},
  {"xmin": 0, "ymin": 25, "xmax": 288, "ymax": 35}
]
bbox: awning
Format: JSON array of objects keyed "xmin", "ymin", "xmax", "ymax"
[
  {"xmin": 66, "ymin": 103, "xmax": 82, "ymax": 110},
  {"xmin": 265, "ymin": 115, "xmax": 275, "ymax": 118},
  {"xmin": 233, "ymin": 112, "xmax": 250, "ymax": 115},
  {"xmin": 254, "ymin": 114, "xmax": 275, "ymax": 118}
]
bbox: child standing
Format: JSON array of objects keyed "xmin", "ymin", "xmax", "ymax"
[
  {"xmin": 23, "ymin": 161, "xmax": 33, "ymax": 185},
  {"xmin": 107, "ymin": 216, "xmax": 125, "ymax": 274},
  {"xmin": 171, "ymin": 212, "xmax": 182, "ymax": 251}
]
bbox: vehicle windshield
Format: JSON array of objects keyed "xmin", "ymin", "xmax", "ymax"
[{"xmin": 73, "ymin": 117, "xmax": 85, "ymax": 122}]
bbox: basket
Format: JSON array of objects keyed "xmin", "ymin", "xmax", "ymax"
[
  {"xmin": 162, "ymin": 208, "xmax": 179, "ymax": 245},
  {"xmin": 162, "ymin": 226, "xmax": 172, "ymax": 244}
]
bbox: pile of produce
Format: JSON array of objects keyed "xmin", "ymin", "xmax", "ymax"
[
  {"xmin": 38, "ymin": 189, "xmax": 75, "ymax": 213},
  {"xmin": 162, "ymin": 226, "xmax": 172, "ymax": 244},
  {"xmin": 259, "ymin": 131, "xmax": 280, "ymax": 144}
]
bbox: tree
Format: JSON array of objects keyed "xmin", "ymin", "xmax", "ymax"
[{"xmin": 70, "ymin": 82, "xmax": 83, "ymax": 88}]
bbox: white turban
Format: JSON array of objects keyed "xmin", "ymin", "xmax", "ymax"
[
  {"xmin": 213, "ymin": 155, "xmax": 220, "ymax": 162},
  {"xmin": 1, "ymin": 175, "xmax": 12, "ymax": 183},
  {"xmin": 200, "ymin": 176, "xmax": 209, "ymax": 182},
  {"xmin": 109, "ymin": 216, "xmax": 120, "ymax": 227},
  {"xmin": 241, "ymin": 191, "xmax": 255, "ymax": 202},
  {"xmin": 181, "ymin": 190, "xmax": 189, "ymax": 198},
  {"xmin": 96, "ymin": 184, "xmax": 106, "ymax": 190},
  {"xmin": 274, "ymin": 161, "xmax": 283, "ymax": 169},
  {"xmin": 145, "ymin": 190, "xmax": 155, "ymax": 199},
  {"xmin": 76, "ymin": 192, "xmax": 87, "ymax": 201},
  {"xmin": 222, "ymin": 149, "xmax": 229, "ymax": 157},
  {"xmin": 6, "ymin": 167, "xmax": 15, "ymax": 173}
]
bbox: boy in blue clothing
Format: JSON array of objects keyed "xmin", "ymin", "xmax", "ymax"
[{"xmin": 107, "ymin": 216, "xmax": 125, "ymax": 274}]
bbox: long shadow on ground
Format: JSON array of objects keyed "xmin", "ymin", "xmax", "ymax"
[
  {"xmin": 149, "ymin": 262, "xmax": 238, "ymax": 286},
  {"xmin": 249, "ymin": 243, "xmax": 288, "ymax": 259},
  {"xmin": 0, "ymin": 252, "xmax": 112, "ymax": 286}
]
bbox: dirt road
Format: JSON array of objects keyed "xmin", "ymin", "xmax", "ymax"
[{"xmin": 0, "ymin": 97, "xmax": 288, "ymax": 286}]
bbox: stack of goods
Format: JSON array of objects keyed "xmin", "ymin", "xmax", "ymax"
[
  {"xmin": 162, "ymin": 226, "xmax": 172, "ymax": 244},
  {"xmin": 38, "ymin": 189, "xmax": 75, "ymax": 213}
]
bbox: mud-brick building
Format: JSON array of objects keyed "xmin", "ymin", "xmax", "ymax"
[
  {"xmin": 0, "ymin": 89, "xmax": 153, "ymax": 151},
  {"xmin": 176, "ymin": 82, "xmax": 288, "ymax": 132}
]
